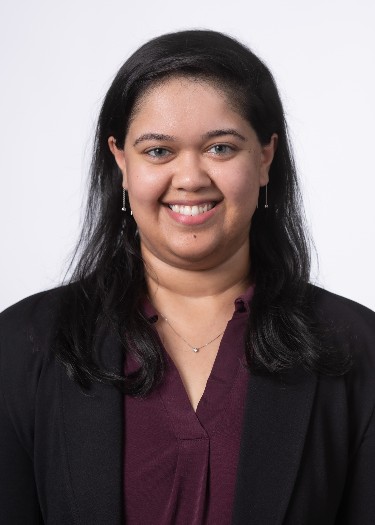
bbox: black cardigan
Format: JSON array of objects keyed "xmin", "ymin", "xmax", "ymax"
[{"xmin": 0, "ymin": 286, "xmax": 375, "ymax": 524}]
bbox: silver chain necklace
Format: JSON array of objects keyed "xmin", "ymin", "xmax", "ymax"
[{"xmin": 158, "ymin": 312, "xmax": 225, "ymax": 353}]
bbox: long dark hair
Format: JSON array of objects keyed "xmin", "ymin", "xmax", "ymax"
[{"xmin": 56, "ymin": 30, "xmax": 350, "ymax": 394}]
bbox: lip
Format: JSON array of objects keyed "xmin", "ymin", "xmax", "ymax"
[
  {"xmin": 163, "ymin": 198, "xmax": 220, "ymax": 206},
  {"xmin": 163, "ymin": 200, "xmax": 221, "ymax": 225}
]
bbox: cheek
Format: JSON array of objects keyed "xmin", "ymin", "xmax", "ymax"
[
  {"xmin": 126, "ymin": 163, "xmax": 168, "ymax": 204},
  {"xmin": 223, "ymin": 163, "xmax": 260, "ymax": 204}
]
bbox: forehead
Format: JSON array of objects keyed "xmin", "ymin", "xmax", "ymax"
[
  {"xmin": 127, "ymin": 76, "xmax": 248, "ymax": 137},
  {"xmin": 135, "ymin": 74, "xmax": 230, "ymax": 102}
]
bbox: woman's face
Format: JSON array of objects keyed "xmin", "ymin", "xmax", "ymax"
[{"xmin": 109, "ymin": 77, "xmax": 276, "ymax": 271}]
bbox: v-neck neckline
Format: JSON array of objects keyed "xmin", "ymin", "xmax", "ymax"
[{"xmin": 157, "ymin": 307, "xmax": 249, "ymax": 437}]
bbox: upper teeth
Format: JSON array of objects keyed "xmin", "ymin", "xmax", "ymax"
[{"xmin": 169, "ymin": 203, "xmax": 215, "ymax": 216}]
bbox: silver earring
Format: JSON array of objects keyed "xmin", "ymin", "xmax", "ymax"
[
  {"xmin": 264, "ymin": 184, "xmax": 269, "ymax": 209},
  {"xmin": 122, "ymin": 188, "xmax": 133, "ymax": 216},
  {"xmin": 122, "ymin": 188, "xmax": 126, "ymax": 212}
]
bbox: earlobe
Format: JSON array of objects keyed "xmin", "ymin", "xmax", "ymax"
[
  {"xmin": 108, "ymin": 136, "xmax": 128, "ymax": 188},
  {"xmin": 259, "ymin": 133, "xmax": 278, "ymax": 186}
]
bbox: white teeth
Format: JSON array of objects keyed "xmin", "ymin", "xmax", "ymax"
[{"xmin": 169, "ymin": 203, "xmax": 215, "ymax": 216}]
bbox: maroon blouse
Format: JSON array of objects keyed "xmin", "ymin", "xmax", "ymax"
[{"xmin": 123, "ymin": 287, "xmax": 253, "ymax": 524}]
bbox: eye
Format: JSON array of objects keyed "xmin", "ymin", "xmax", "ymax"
[
  {"xmin": 145, "ymin": 147, "xmax": 171, "ymax": 159},
  {"xmin": 207, "ymin": 144, "xmax": 235, "ymax": 155}
]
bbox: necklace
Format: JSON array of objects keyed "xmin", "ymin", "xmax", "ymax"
[{"xmin": 158, "ymin": 312, "xmax": 225, "ymax": 353}]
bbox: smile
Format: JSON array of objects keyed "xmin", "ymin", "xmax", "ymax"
[{"xmin": 168, "ymin": 203, "xmax": 215, "ymax": 216}]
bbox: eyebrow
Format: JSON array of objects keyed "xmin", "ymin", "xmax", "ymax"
[
  {"xmin": 133, "ymin": 133, "xmax": 177, "ymax": 146},
  {"xmin": 133, "ymin": 128, "xmax": 246, "ymax": 147},
  {"xmin": 203, "ymin": 129, "xmax": 246, "ymax": 141}
]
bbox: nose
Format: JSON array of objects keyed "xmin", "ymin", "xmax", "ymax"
[{"xmin": 171, "ymin": 151, "xmax": 212, "ymax": 192}]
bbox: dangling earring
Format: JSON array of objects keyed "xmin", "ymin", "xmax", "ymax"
[
  {"xmin": 121, "ymin": 188, "xmax": 126, "ymax": 212},
  {"xmin": 256, "ymin": 184, "xmax": 269, "ymax": 209},
  {"xmin": 121, "ymin": 187, "xmax": 133, "ymax": 216}
]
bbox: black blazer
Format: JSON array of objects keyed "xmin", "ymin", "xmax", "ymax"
[{"xmin": 0, "ymin": 286, "xmax": 375, "ymax": 524}]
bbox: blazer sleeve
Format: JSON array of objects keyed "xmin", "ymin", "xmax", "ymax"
[
  {"xmin": 0, "ymin": 389, "xmax": 43, "ymax": 523},
  {"xmin": 331, "ymin": 295, "xmax": 375, "ymax": 524},
  {"xmin": 0, "ymin": 293, "xmax": 51, "ymax": 524},
  {"xmin": 335, "ymin": 404, "xmax": 375, "ymax": 524}
]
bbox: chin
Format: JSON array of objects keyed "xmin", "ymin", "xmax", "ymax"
[{"xmin": 168, "ymin": 247, "xmax": 230, "ymax": 269}]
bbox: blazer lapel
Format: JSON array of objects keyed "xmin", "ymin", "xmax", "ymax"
[
  {"xmin": 232, "ymin": 367, "xmax": 317, "ymax": 525},
  {"xmin": 59, "ymin": 333, "xmax": 124, "ymax": 525}
]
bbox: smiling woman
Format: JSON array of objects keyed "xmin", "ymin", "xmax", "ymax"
[
  {"xmin": 109, "ymin": 77, "xmax": 276, "ymax": 271},
  {"xmin": 1, "ymin": 30, "xmax": 375, "ymax": 525}
]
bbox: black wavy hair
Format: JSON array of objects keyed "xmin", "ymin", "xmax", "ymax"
[{"xmin": 56, "ymin": 30, "xmax": 351, "ymax": 394}]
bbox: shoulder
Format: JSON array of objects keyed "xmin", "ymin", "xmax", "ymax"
[
  {"xmin": 0, "ymin": 287, "xmax": 69, "ymax": 406},
  {"xmin": 0, "ymin": 287, "xmax": 74, "ymax": 456},
  {"xmin": 0, "ymin": 286, "xmax": 68, "ymax": 351},
  {"xmin": 310, "ymin": 286, "xmax": 375, "ymax": 365},
  {"xmin": 310, "ymin": 285, "xmax": 375, "ymax": 411},
  {"xmin": 311, "ymin": 285, "xmax": 375, "ymax": 333}
]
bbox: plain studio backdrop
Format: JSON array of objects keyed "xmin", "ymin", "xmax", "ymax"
[{"xmin": 0, "ymin": 0, "xmax": 374, "ymax": 312}]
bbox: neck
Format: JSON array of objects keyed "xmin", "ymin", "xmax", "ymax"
[{"xmin": 143, "ymin": 244, "xmax": 251, "ymax": 316}]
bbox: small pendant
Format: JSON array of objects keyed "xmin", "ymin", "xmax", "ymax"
[{"xmin": 192, "ymin": 347, "xmax": 199, "ymax": 353}]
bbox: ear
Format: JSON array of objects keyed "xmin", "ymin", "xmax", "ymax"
[
  {"xmin": 259, "ymin": 133, "xmax": 278, "ymax": 187},
  {"xmin": 108, "ymin": 136, "xmax": 128, "ymax": 189}
]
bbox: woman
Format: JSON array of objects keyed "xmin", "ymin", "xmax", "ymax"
[{"xmin": 0, "ymin": 30, "xmax": 374, "ymax": 525}]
